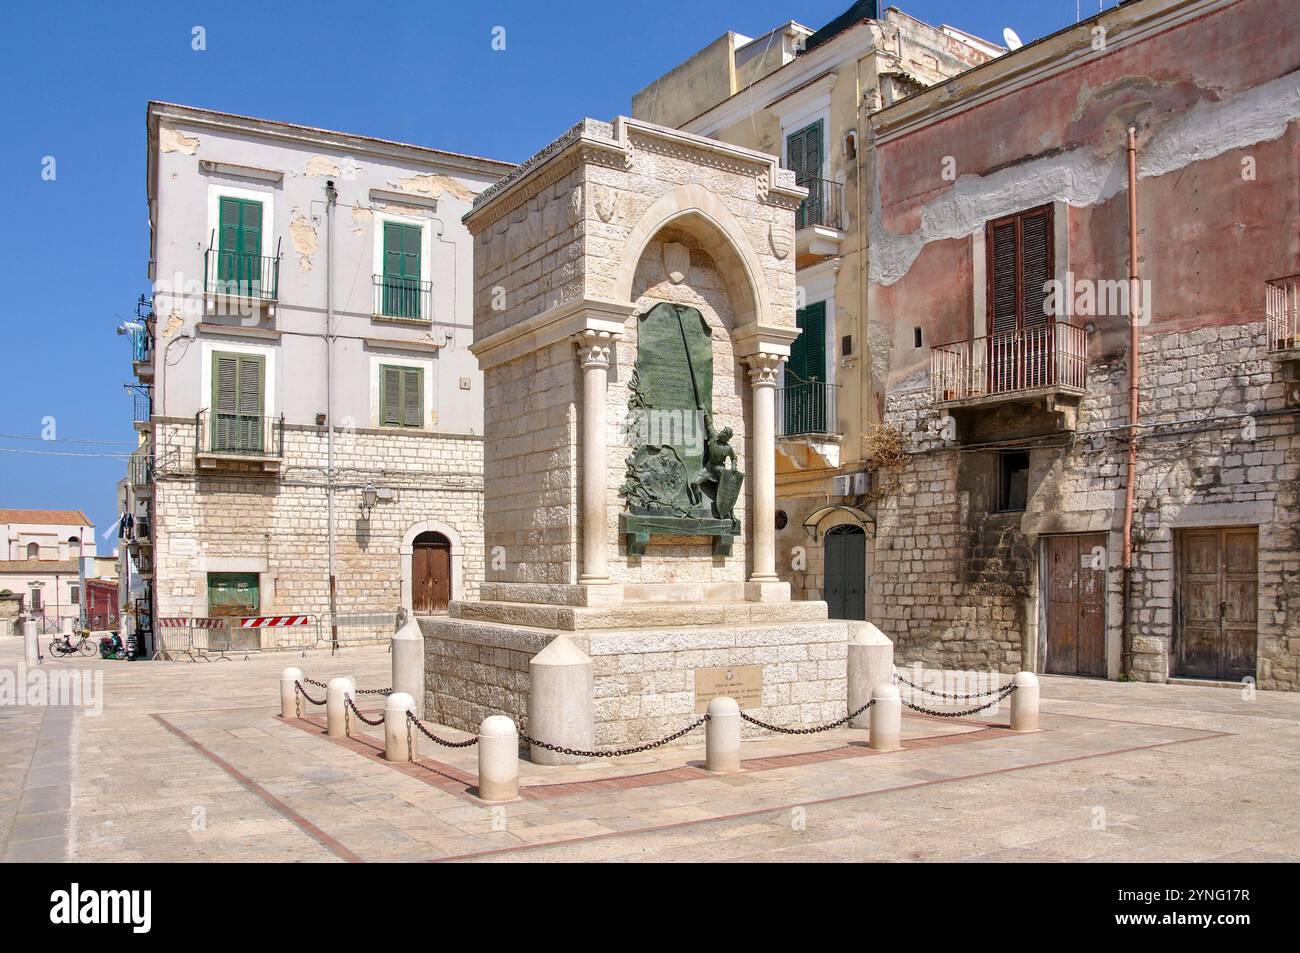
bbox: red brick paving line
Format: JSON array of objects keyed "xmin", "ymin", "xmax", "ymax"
[
  {"xmin": 427, "ymin": 728, "xmax": 1234, "ymax": 863},
  {"xmin": 150, "ymin": 712, "xmax": 363, "ymax": 863},
  {"xmin": 291, "ymin": 712, "xmax": 1022, "ymax": 799}
]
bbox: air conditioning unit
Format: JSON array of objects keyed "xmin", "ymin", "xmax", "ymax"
[
  {"xmin": 831, "ymin": 475, "xmax": 851, "ymax": 496},
  {"xmin": 852, "ymin": 471, "xmax": 871, "ymax": 495}
]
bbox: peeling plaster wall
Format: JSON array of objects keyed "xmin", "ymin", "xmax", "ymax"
[{"xmin": 866, "ymin": 0, "xmax": 1300, "ymax": 687}]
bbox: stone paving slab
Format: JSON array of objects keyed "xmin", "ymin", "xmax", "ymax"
[{"xmin": 4, "ymin": 639, "xmax": 1300, "ymax": 862}]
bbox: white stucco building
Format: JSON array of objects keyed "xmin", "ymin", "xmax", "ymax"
[
  {"xmin": 130, "ymin": 103, "xmax": 511, "ymax": 646},
  {"xmin": 0, "ymin": 509, "xmax": 97, "ymax": 630}
]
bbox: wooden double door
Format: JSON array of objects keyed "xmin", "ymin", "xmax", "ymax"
[
  {"xmin": 1175, "ymin": 527, "xmax": 1258, "ymax": 681},
  {"xmin": 1044, "ymin": 534, "xmax": 1107, "ymax": 677},
  {"xmin": 412, "ymin": 532, "xmax": 451, "ymax": 614}
]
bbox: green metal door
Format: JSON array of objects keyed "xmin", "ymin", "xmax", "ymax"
[{"xmin": 207, "ymin": 572, "xmax": 259, "ymax": 618}]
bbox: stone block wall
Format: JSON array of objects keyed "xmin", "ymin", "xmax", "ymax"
[
  {"xmin": 152, "ymin": 420, "xmax": 484, "ymax": 622},
  {"xmin": 874, "ymin": 320, "xmax": 1300, "ymax": 689}
]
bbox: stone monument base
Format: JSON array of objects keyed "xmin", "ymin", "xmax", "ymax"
[{"xmin": 420, "ymin": 584, "xmax": 851, "ymax": 750}]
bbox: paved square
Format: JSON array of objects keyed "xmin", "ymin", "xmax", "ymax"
[{"xmin": 3, "ymin": 638, "xmax": 1298, "ymax": 862}]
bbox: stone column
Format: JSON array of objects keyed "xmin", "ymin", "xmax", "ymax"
[
  {"xmin": 576, "ymin": 330, "xmax": 618, "ymax": 585},
  {"xmin": 744, "ymin": 352, "xmax": 784, "ymax": 584}
]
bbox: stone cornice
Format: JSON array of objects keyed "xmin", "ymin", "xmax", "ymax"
[
  {"xmin": 470, "ymin": 297, "xmax": 634, "ymax": 370},
  {"xmin": 463, "ymin": 115, "xmax": 805, "ymax": 232},
  {"xmin": 732, "ymin": 323, "xmax": 801, "ymax": 360}
]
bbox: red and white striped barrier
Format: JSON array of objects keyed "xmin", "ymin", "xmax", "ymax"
[
  {"xmin": 158, "ymin": 617, "xmax": 226, "ymax": 629},
  {"xmin": 239, "ymin": 615, "xmax": 314, "ymax": 629}
]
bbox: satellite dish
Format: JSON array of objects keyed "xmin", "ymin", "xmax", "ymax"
[{"xmin": 1003, "ymin": 27, "xmax": 1023, "ymax": 50}]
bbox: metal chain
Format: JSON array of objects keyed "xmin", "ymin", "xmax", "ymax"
[
  {"xmin": 898, "ymin": 684, "xmax": 1017, "ymax": 719},
  {"xmin": 345, "ymin": 695, "xmax": 385, "ymax": 728},
  {"xmin": 739, "ymin": 698, "xmax": 875, "ymax": 734},
  {"xmin": 519, "ymin": 715, "xmax": 709, "ymax": 758},
  {"xmin": 893, "ymin": 673, "xmax": 1014, "ymax": 701},
  {"xmin": 295, "ymin": 680, "xmax": 326, "ymax": 706},
  {"xmin": 305, "ymin": 675, "xmax": 391, "ymax": 696},
  {"xmin": 406, "ymin": 711, "xmax": 479, "ymax": 748}
]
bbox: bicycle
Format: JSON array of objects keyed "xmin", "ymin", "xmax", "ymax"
[{"xmin": 48, "ymin": 631, "xmax": 96, "ymax": 657}]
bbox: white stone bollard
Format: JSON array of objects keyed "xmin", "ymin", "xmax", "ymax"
[
  {"xmin": 704, "ymin": 696, "xmax": 742, "ymax": 773},
  {"xmin": 280, "ymin": 667, "xmax": 303, "ymax": 718},
  {"xmin": 326, "ymin": 676, "xmax": 355, "ymax": 738},
  {"xmin": 23, "ymin": 621, "xmax": 40, "ymax": 667},
  {"xmin": 477, "ymin": 715, "xmax": 519, "ymax": 802},
  {"xmin": 528, "ymin": 635, "xmax": 594, "ymax": 765},
  {"xmin": 869, "ymin": 684, "xmax": 902, "ymax": 751},
  {"xmin": 847, "ymin": 621, "xmax": 895, "ymax": 729},
  {"xmin": 1010, "ymin": 671, "xmax": 1040, "ymax": 731},
  {"xmin": 391, "ymin": 616, "xmax": 425, "ymax": 719},
  {"xmin": 384, "ymin": 692, "xmax": 417, "ymax": 762}
]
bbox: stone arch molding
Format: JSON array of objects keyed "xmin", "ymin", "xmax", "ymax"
[
  {"xmin": 614, "ymin": 183, "xmax": 773, "ymax": 329},
  {"xmin": 400, "ymin": 519, "xmax": 464, "ymax": 614}
]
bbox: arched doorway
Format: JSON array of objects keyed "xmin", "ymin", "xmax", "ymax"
[
  {"xmin": 824, "ymin": 524, "xmax": 866, "ymax": 621},
  {"xmin": 412, "ymin": 532, "xmax": 451, "ymax": 613}
]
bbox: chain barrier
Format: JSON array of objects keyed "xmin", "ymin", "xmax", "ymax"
[
  {"xmin": 739, "ymin": 698, "xmax": 876, "ymax": 734},
  {"xmin": 517, "ymin": 714, "xmax": 709, "ymax": 759},
  {"xmin": 898, "ymin": 683, "xmax": 1017, "ymax": 719},
  {"xmin": 304, "ymin": 675, "xmax": 392, "ymax": 696},
  {"xmin": 406, "ymin": 711, "xmax": 479, "ymax": 749},
  {"xmin": 893, "ymin": 673, "xmax": 1013, "ymax": 701},
  {"xmin": 344, "ymin": 695, "xmax": 385, "ymax": 738}
]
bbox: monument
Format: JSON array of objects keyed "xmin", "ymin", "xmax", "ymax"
[{"xmin": 421, "ymin": 117, "xmax": 871, "ymax": 755}]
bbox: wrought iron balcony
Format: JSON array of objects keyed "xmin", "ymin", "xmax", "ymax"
[
  {"xmin": 128, "ymin": 452, "xmax": 154, "ymax": 488},
  {"xmin": 931, "ymin": 321, "xmax": 1088, "ymax": 405},
  {"xmin": 795, "ymin": 178, "xmax": 844, "ymax": 232},
  {"xmin": 195, "ymin": 409, "xmax": 284, "ymax": 469},
  {"xmin": 204, "ymin": 247, "xmax": 281, "ymax": 302},
  {"xmin": 373, "ymin": 274, "xmax": 433, "ymax": 322},
  {"xmin": 1266, "ymin": 275, "xmax": 1299, "ymax": 354},
  {"xmin": 129, "ymin": 385, "xmax": 152, "ymax": 429},
  {"xmin": 776, "ymin": 374, "xmax": 840, "ymax": 437}
]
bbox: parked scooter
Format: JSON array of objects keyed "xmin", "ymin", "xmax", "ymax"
[{"xmin": 99, "ymin": 632, "xmax": 134, "ymax": 661}]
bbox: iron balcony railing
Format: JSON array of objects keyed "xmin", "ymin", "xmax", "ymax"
[
  {"xmin": 373, "ymin": 274, "xmax": 432, "ymax": 321},
  {"xmin": 931, "ymin": 321, "xmax": 1089, "ymax": 403},
  {"xmin": 195, "ymin": 409, "xmax": 285, "ymax": 458},
  {"xmin": 132, "ymin": 387, "xmax": 153, "ymax": 426},
  {"xmin": 128, "ymin": 452, "xmax": 154, "ymax": 487},
  {"xmin": 795, "ymin": 177, "xmax": 845, "ymax": 231},
  {"xmin": 1266, "ymin": 275, "xmax": 1299, "ymax": 352},
  {"xmin": 204, "ymin": 243, "xmax": 281, "ymax": 302},
  {"xmin": 776, "ymin": 373, "xmax": 840, "ymax": 437}
]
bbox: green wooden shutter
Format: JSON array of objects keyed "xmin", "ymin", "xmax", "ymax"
[
  {"xmin": 401, "ymin": 367, "xmax": 423, "ymax": 427},
  {"xmin": 787, "ymin": 302, "xmax": 827, "ymax": 434},
  {"xmin": 381, "ymin": 365, "xmax": 403, "ymax": 425},
  {"xmin": 786, "ymin": 121, "xmax": 823, "ymax": 227},
  {"xmin": 217, "ymin": 197, "xmax": 263, "ymax": 287},
  {"xmin": 382, "ymin": 222, "xmax": 423, "ymax": 318},
  {"xmin": 212, "ymin": 352, "xmax": 265, "ymax": 451}
]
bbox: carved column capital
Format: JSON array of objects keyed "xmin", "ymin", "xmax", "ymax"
[
  {"xmin": 575, "ymin": 329, "xmax": 619, "ymax": 370},
  {"xmin": 743, "ymin": 352, "xmax": 786, "ymax": 388}
]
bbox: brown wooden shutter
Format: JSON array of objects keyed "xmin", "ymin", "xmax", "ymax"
[
  {"xmin": 989, "ymin": 219, "xmax": 1019, "ymax": 335},
  {"xmin": 986, "ymin": 204, "xmax": 1054, "ymax": 334},
  {"xmin": 1020, "ymin": 208, "xmax": 1053, "ymax": 328}
]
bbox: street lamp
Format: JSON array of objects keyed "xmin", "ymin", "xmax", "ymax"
[{"xmin": 360, "ymin": 484, "xmax": 379, "ymax": 521}]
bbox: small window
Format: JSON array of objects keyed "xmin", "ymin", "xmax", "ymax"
[
  {"xmin": 843, "ymin": 130, "xmax": 858, "ymax": 161},
  {"xmin": 380, "ymin": 364, "xmax": 425, "ymax": 428},
  {"xmin": 775, "ymin": 510, "xmax": 789, "ymax": 530},
  {"xmin": 29, "ymin": 587, "xmax": 42, "ymax": 610},
  {"xmin": 26, "ymin": 542, "xmax": 39, "ymax": 560},
  {"xmin": 69, "ymin": 585, "xmax": 80, "ymax": 607},
  {"xmin": 998, "ymin": 451, "xmax": 1030, "ymax": 512},
  {"xmin": 841, "ymin": 334, "xmax": 854, "ymax": 357},
  {"xmin": 68, "ymin": 537, "xmax": 81, "ymax": 558},
  {"xmin": 913, "ymin": 326, "xmax": 924, "ymax": 349}
]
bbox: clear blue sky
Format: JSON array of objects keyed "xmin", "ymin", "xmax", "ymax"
[{"xmin": 0, "ymin": 0, "xmax": 1105, "ymax": 543}]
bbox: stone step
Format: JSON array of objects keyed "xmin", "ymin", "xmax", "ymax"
[{"xmin": 450, "ymin": 599, "xmax": 828, "ymax": 631}]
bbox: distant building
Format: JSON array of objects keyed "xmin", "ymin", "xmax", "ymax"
[{"xmin": 0, "ymin": 509, "xmax": 97, "ymax": 631}]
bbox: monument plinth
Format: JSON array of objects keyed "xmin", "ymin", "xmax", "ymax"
[{"xmin": 421, "ymin": 117, "xmax": 854, "ymax": 750}]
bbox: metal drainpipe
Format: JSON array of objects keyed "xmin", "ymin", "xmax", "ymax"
[
  {"xmin": 1121, "ymin": 127, "xmax": 1140, "ymax": 678},
  {"xmin": 324, "ymin": 180, "xmax": 338, "ymax": 655}
]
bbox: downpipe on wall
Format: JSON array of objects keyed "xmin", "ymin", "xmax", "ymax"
[
  {"xmin": 325, "ymin": 179, "xmax": 339, "ymax": 655},
  {"xmin": 1121, "ymin": 127, "xmax": 1140, "ymax": 679}
]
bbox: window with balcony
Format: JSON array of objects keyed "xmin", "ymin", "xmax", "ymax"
[
  {"xmin": 210, "ymin": 351, "xmax": 266, "ymax": 453},
  {"xmin": 205, "ymin": 196, "xmax": 279, "ymax": 302},
  {"xmin": 780, "ymin": 301, "xmax": 835, "ymax": 436},
  {"xmin": 376, "ymin": 221, "xmax": 430, "ymax": 320},
  {"xmin": 380, "ymin": 364, "xmax": 425, "ymax": 428}
]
